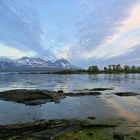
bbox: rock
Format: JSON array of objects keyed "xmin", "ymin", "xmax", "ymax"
[
  {"xmin": 87, "ymin": 132, "xmax": 93, "ymax": 136},
  {"xmin": 87, "ymin": 116, "xmax": 96, "ymax": 120},
  {"xmin": 74, "ymin": 88, "xmax": 113, "ymax": 93},
  {"xmin": 0, "ymin": 89, "xmax": 63, "ymax": 105},
  {"xmin": 64, "ymin": 92, "xmax": 101, "ymax": 96},
  {"xmin": 0, "ymin": 119, "xmax": 119, "ymax": 139},
  {"xmin": 113, "ymin": 132, "xmax": 124, "ymax": 139},
  {"xmin": 114, "ymin": 92, "xmax": 139, "ymax": 96},
  {"xmin": 91, "ymin": 88, "xmax": 114, "ymax": 91},
  {"xmin": 0, "ymin": 89, "xmax": 102, "ymax": 105},
  {"xmin": 58, "ymin": 90, "xmax": 64, "ymax": 94},
  {"xmin": 0, "ymin": 119, "xmax": 84, "ymax": 139},
  {"xmin": 81, "ymin": 124, "xmax": 117, "ymax": 128}
]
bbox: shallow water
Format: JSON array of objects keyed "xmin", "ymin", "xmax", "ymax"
[{"xmin": 0, "ymin": 73, "xmax": 140, "ymax": 124}]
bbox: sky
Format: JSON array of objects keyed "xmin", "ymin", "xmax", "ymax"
[{"xmin": 0, "ymin": 0, "xmax": 140, "ymax": 68}]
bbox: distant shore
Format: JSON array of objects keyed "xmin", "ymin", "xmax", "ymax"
[{"xmin": 0, "ymin": 70, "xmax": 140, "ymax": 75}]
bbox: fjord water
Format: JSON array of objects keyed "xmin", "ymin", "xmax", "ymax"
[{"xmin": 0, "ymin": 73, "xmax": 140, "ymax": 124}]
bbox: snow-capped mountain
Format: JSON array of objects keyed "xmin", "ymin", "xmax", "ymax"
[
  {"xmin": 0, "ymin": 57, "xmax": 77, "ymax": 72},
  {"xmin": 15, "ymin": 57, "xmax": 53, "ymax": 67},
  {"xmin": 54, "ymin": 59, "xmax": 72, "ymax": 68}
]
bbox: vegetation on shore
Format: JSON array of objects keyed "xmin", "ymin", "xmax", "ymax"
[
  {"xmin": 54, "ymin": 69, "xmax": 87, "ymax": 74},
  {"xmin": 102, "ymin": 64, "xmax": 140, "ymax": 74},
  {"xmin": 54, "ymin": 64, "xmax": 140, "ymax": 74},
  {"xmin": 15, "ymin": 64, "xmax": 140, "ymax": 74}
]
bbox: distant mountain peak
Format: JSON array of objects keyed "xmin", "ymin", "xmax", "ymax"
[{"xmin": 0, "ymin": 56, "xmax": 78, "ymax": 72}]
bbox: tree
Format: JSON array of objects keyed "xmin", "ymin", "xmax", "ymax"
[
  {"xmin": 88, "ymin": 65, "xmax": 99, "ymax": 73},
  {"xmin": 104, "ymin": 67, "xmax": 107, "ymax": 71},
  {"xmin": 116, "ymin": 64, "xmax": 121, "ymax": 71},
  {"xmin": 131, "ymin": 66, "xmax": 136, "ymax": 71},
  {"xmin": 108, "ymin": 65, "xmax": 112, "ymax": 71},
  {"xmin": 124, "ymin": 65, "xmax": 129, "ymax": 71}
]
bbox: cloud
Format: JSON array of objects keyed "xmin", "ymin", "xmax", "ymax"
[
  {"xmin": 70, "ymin": 44, "xmax": 140, "ymax": 68},
  {"xmin": 0, "ymin": 0, "xmax": 139, "ymax": 67},
  {"xmin": 0, "ymin": 0, "xmax": 54, "ymax": 58},
  {"xmin": 96, "ymin": 44, "xmax": 140, "ymax": 67},
  {"xmin": 77, "ymin": 0, "xmax": 138, "ymax": 48},
  {"xmin": 0, "ymin": 43, "xmax": 36, "ymax": 58},
  {"xmin": 100, "ymin": 3, "xmax": 140, "ymax": 59},
  {"xmin": 66, "ymin": 0, "xmax": 140, "ymax": 67}
]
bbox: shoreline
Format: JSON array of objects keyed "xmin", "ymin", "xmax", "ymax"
[
  {"xmin": 0, "ymin": 117, "xmax": 139, "ymax": 140},
  {"xmin": 0, "ymin": 89, "xmax": 139, "ymax": 139},
  {"xmin": 0, "ymin": 71, "xmax": 140, "ymax": 75},
  {"xmin": 0, "ymin": 89, "xmax": 139, "ymax": 106}
]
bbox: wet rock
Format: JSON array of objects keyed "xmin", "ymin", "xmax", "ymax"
[
  {"xmin": 0, "ymin": 119, "xmax": 119, "ymax": 139},
  {"xmin": 114, "ymin": 92, "xmax": 139, "ymax": 96},
  {"xmin": 113, "ymin": 132, "xmax": 124, "ymax": 139},
  {"xmin": 87, "ymin": 116, "xmax": 96, "ymax": 120},
  {"xmin": 91, "ymin": 88, "xmax": 114, "ymax": 91},
  {"xmin": 64, "ymin": 92, "xmax": 101, "ymax": 96},
  {"xmin": 58, "ymin": 90, "xmax": 64, "ymax": 94},
  {"xmin": 131, "ymin": 137, "xmax": 137, "ymax": 140},
  {"xmin": 0, "ymin": 119, "xmax": 83, "ymax": 139},
  {"xmin": 0, "ymin": 89, "xmax": 63, "ymax": 105},
  {"xmin": 81, "ymin": 124, "xmax": 117, "ymax": 128},
  {"xmin": 87, "ymin": 132, "xmax": 93, "ymax": 136},
  {"xmin": 0, "ymin": 89, "xmax": 102, "ymax": 105},
  {"xmin": 31, "ymin": 124, "xmax": 78, "ymax": 139},
  {"xmin": 74, "ymin": 87, "xmax": 113, "ymax": 93}
]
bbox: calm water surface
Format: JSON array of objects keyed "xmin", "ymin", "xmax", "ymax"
[{"xmin": 0, "ymin": 73, "xmax": 140, "ymax": 124}]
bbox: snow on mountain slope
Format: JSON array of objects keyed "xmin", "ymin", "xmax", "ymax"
[
  {"xmin": 16, "ymin": 57, "xmax": 52, "ymax": 67},
  {"xmin": 0, "ymin": 57, "xmax": 77, "ymax": 71},
  {"xmin": 54, "ymin": 59, "xmax": 73, "ymax": 68}
]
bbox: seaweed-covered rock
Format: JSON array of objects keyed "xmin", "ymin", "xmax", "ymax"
[
  {"xmin": 57, "ymin": 90, "xmax": 64, "ymax": 94},
  {"xmin": 113, "ymin": 132, "xmax": 124, "ymax": 139},
  {"xmin": 74, "ymin": 87, "xmax": 114, "ymax": 93},
  {"xmin": 0, "ymin": 89, "xmax": 102, "ymax": 106},
  {"xmin": 64, "ymin": 92, "xmax": 101, "ymax": 96},
  {"xmin": 87, "ymin": 116, "xmax": 96, "ymax": 120},
  {"xmin": 0, "ymin": 119, "xmax": 84, "ymax": 139},
  {"xmin": 0, "ymin": 89, "xmax": 63, "ymax": 105},
  {"xmin": 0, "ymin": 119, "xmax": 119, "ymax": 139},
  {"xmin": 91, "ymin": 88, "xmax": 114, "ymax": 91},
  {"xmin": 115, "ymin": 92, "xmax": 139, "ymax": 97}
]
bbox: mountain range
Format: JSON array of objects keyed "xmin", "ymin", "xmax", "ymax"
[{"xmin": 0, "ymin": 57, "xmax": 77, "ymax": 72}]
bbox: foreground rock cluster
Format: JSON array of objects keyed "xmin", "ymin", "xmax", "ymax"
[
  {"xmin": 0, "ymin": 119, "xmax": 81, "ymax": 139},
  {"xmin": 0, "ymin": 119, "xmax": 118, "ymax": 139},
  {"xmin": 0, "ymin": 118, "xmax": 139, "ymax": 140}
]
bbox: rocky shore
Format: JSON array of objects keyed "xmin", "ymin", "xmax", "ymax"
[
  {"xmin": 0, "ymin": 89, "xmax": 139, "ymax": 106},
  {"xmin": 0, "ymin": 118, "xmax": 139, "ymax": 140},
  {"xmin": 0, "ymin": 89, "xmax": 139, "ymax": 139},
  {"xmin": 0, "ymin": 89, "xmax": 64, "ymax": 105}
]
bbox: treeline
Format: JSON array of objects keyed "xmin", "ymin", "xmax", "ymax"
[
  {"xmin": 50, "ymin": 64, "xmax": 140, "ymax": 74},
  {"xmin": 54, "ymin": 70, "xmax": 87, "ymax": 74},
  {"xmin": 88, "ymin": 64, "xmax": 140, "ymax": 73}
]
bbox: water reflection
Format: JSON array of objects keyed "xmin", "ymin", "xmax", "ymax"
[
  {"xmin": 0, "ymin": 96, "xmax": 118, "ymax": 125},
  {"xmin": 0, "ymin": 73, "xmax": 140, "ymax": 124},
  {"xmin": 105, "ymin": 96, "xmax": 140, "ymax": 121},
  {"xmin": 0, "ymin": 73, "xmax": 140, "ymax": 93},
  {"xmin": 0, "ymin": 101, "xmax": 43, "ymax": 124}
]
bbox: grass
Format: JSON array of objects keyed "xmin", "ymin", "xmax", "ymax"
[{"xmin": 54, "ymin": 118, "xmax": 140, "ymax": 140}]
